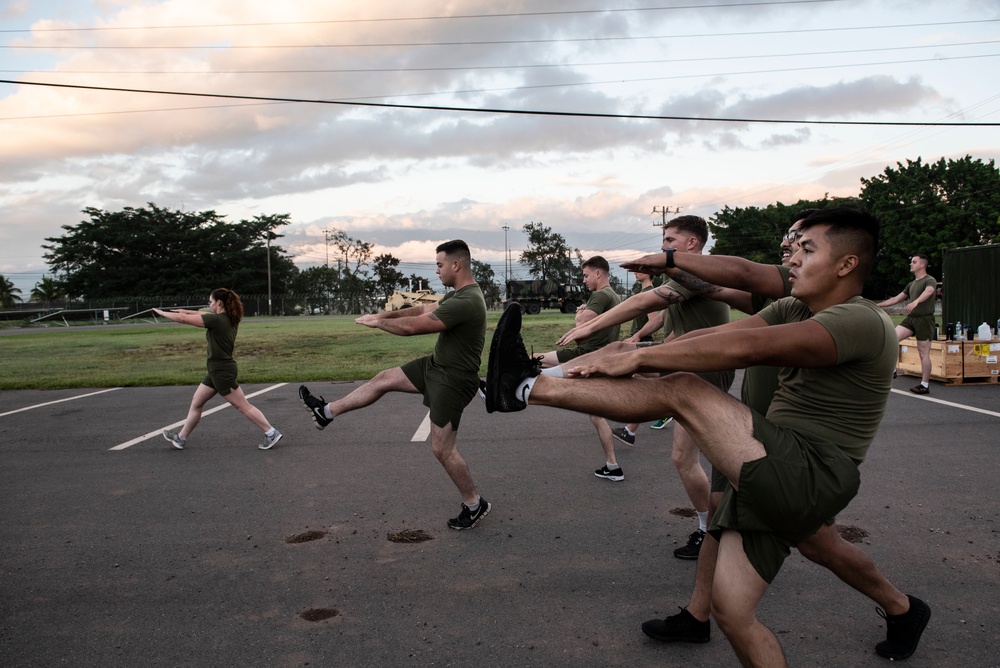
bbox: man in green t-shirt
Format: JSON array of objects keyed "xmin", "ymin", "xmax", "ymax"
[
  {"xmin": 628, "ymin": 212, "xmax": 928, "ymax": 662},
  {"xmin": 877, "ymin": 254, "xmax": 938, "ymax": 394},
  {"xmin": 485, "ymin": 208, "xmax": 908, "ymax": 666},
  {"xmin": 298, "ymin": 240, "xmax": 491, "ymax": 531},
  {"xmin": 546, "ymin": 217, "xmax": 733, "ymax": 559}
]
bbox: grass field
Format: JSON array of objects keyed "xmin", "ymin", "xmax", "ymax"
[
  {"xmin": 0, "ymin": 309, "xmax": 906, "ymax": 391},
  {"xmin": 0, "ymin": 313, "xmax": 581, "ymax": 390}
]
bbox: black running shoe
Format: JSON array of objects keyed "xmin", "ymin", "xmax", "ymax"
[
  {"xmin": 674, "ymin": 529, "xmax": 705, "ymax": 560},
  {"xmin": 875, "ymin": 595, "xmax": 931, "ymax": 660},
  {"xmin": 447, "ymin": 497, "xmax": 492, "ymax": 530},
  {"xmin": 611, "ymin": 427, "xmax": 636, "ymax": 446},
  {"xmin": 641, "ymin": 607, "xmax": 711, "ymax": 643},
  {"xmin": 298, "ymin": 385, "xmax": 332, "ymax": 430},
  {"xmin": 485, "ymin": 302, "xmax": 540, "ymax": 413},
  {"xmin": 594, "ymin": 465, "xmax": 625, "ymax": 481}
]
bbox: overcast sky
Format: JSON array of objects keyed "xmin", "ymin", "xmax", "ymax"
[{"xmin": 2, "ymin": 0, "xmax": 998, "ymax": 295}]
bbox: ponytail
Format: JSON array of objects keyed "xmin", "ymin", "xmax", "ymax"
[{"xmin": 211, "ymin": 288, "xmax": 244, "ymax": 327}]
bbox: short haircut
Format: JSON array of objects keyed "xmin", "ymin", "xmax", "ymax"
[
  {"xmin": 436, "ymin": 239, "xmax": 471, "ymax": 265},
  {"xmin": 665, "ymin": 215, "xmax": 709, "ymax": 245},
  {"xmin": 793, "ymin": 208, "xmax": 820, "ymax": 224},
  {"xmin": 582, "ymin": 255, "xmax": 610, "ymax": 273},
  {"xmin": 797, "ymin": 207, "xmax": 880, "ymax": 280},
  {"xmin": 913, "ymin": 253, "xmax": 929, "ymax": 263}
]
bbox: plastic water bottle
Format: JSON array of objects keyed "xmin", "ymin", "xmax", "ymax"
[
  {"xmin": 978, "ymin": 322, "xmax": 991, "ymax": 341},
  {"xmin": 954, "ymin": 320, "xmax": 962, "ymax": 341}
]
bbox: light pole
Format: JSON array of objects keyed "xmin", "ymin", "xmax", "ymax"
[
  {"xmin": 265, "ymin": 232, "xmax": 272, "ymax": 316},
  {"xmin": 501, "ymin": 225, "xmax": 510, "ymax": 284}
]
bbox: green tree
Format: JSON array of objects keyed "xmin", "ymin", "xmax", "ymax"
[
  {"xmin": 471, "ymin": 259, "xmax": 503, "ymax": 309},
  {"xmin": 519, "ymin": 222, "xmax": 582, "ymax": 283},
  {"xmin": 42, "ymin": 204, "xmax": 298, "ymax": 298},
  {"xmin": 860, "ymin": 156, "xmax": 1000, "ymax": 297},
  {"xmin": 0, "ymin": 274, "xmax": 24, "ymax": 308},
  {"xmin": 371, "ymin": 253, "xmax": 406, "ymax": 299},
  {"xmin": 709, "ymin": 197, "xmax": 859, "ymax": 265},
  {"xmin": 30, "ymin": 276, "xmax": 66, "ymax": 303}
]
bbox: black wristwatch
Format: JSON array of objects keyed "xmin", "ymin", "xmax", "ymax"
[{"xmin": 665, "ymin": 248, "xmax": 675, "ymax": 269}]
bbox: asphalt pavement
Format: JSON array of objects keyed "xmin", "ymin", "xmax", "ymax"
[{"xmin": 1, "ymin": 373, "xmax": 998, "ymax": 667}]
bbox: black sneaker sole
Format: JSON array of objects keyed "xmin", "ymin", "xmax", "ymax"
[
  {"xmin": 485, "ymin": 303, "xmax": 523, "ymax": 413},
  {"xmin": 298, "ymin": 386, "xmax": 331, "ymax": 430},
  {"xmin": 447, "ymin": 501, "xmax": 492, "ymax": 530},
  {"xmin": 641, "ymin": 619, "xmax": 710, "ymax": 643}
]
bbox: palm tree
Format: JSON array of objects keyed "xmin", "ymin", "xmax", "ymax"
[
  {"xmin": 0, "ymin": 274, "xmax": 24, "ymax": 309},
  {"xmin": 31, "ymin": 277, "xmax": 66, "ymax": 303}
]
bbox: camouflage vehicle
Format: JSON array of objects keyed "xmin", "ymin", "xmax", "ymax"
[
  {"xmin": 505, "ymin": 279, "xmax": 587, "ymax": 315},
  {"xmin": 384, "ymin": 289, "xmax": 443, "ymax": 312}
]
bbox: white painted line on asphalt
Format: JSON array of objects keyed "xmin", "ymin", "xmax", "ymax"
[
  {"xmin": 411, "ymin": 411, "xmax": 432, "ymax": 442},
  {"xmin": 891, "ymin": 388, "xmax": 1000, "ymax": 418},
  {"xmin": 0, "ymin": 387, "xmax": 122, "ymax": 417},
  {"xmin": 109, "ymin": 383, "xmax": 288, "ymax": 450}
]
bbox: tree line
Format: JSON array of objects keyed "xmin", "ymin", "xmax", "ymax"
[{"xmin": 3, "ymin": 155, "xmax": 996, "ymax": 314}]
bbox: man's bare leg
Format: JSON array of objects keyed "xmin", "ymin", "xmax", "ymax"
[
  {"xmin": 916, "ymin": 339, "xmax": 932, "ymax": 385},
  {"xmin": 673, "ymin": 424, "xmax": 710, "ymax": 514},
  {"xmin": 527, "ymin": 373, "xmax": 763, "ymax": 487},
  {"xmin": 685, "ymin": 491, "xmax": 723, "ymax": 620},
  {"xmin": 797, "ymin": 523, "xmax": 909, "ymax": 615},
  {"xmin": 591, "ymin": 415, "xmax": 620, "ymax": 469},
  {"xmin": 712, "ymin": 531, "xmax": 786, "ymax": 667},
  {"xmin": 430, "ymin": 421, "xmax": 480, "ymax": 506},
  {"xmin": 326, "ymin": 367, "xmax": 418, "ymax": 416}
]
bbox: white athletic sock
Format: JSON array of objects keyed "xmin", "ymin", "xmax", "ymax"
[
  {"xmin": 515, "ymin": 376, "xmax": 537, "ymax": 403},
  {"xmin": 624, "ymin": 427, "xmax": 635, "ymax": 436},
  {"xmin": 265, "ymin": 427, "xmax": 276, "ymax": 437},
  {"xmin": 466, "ymin": 497, "xmax": 481, "ymax": 512},
  {"xmin": 697, "ymin": 511, "xmax": 709, "ymax": 533},
  {"xmin": 606, "ymin": 461, "xmax": 618, "ymax": 470},
  {"xmin": 323, "ymin": 405, "xmax": 334, "ymax": 420},
  {"xmin": 541, "ymin": 366, "xmax": 564, "ymax": 378},
  {"xmin": 921, "ymin": 381, "xmax": 929, "ymax": 388}
]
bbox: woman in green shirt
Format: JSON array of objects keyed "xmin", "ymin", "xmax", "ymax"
[{"xmin": 153, "ymin": 288, "xmax": 282, "ymax": 451}]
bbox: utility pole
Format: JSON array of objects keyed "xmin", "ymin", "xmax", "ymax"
[
  {"xmin": 323, "ymin": 229, "xmax": 334, "ymax": 267},
  {"xmin": 651, "ymin": 205, "xmax": 682, "ymax": 227},
  {"xmin": 265, "ymin": 232, "xmax": 272, "ymax": 316},
  {"xmin": 501, "ymin": 224, "xmax": 510, "ymax": 286}
]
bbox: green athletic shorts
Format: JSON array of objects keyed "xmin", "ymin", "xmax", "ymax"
[
  {"xmin": 401, "ymin": 355, "xmax": 478, "ymax": 430},
  {"xmin": 899, "ymin": 314, "xmax": 935, "ymax": 341},
  {"xmin": 710, "ymin": 410, "xmax": 860, "ymax": 583},
  {"xmin": 202, "ymin": 361, "xmax": 239, "ymax": 397},
  {"xmin": 556, "ymin": 346, "xmax": 588, "ymax": 363}
]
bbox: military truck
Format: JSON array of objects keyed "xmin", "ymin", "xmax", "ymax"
[
  {"xmin": 384, "ymin": 289, "xmax": 443, "ymax": 312},
  {"xmin": 505, "ymin": 279, "xmax": 587, "ymax": 315}
]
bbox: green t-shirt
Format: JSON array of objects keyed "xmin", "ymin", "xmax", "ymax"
[
  {"xmin": 662, "ymin": 278, "xmax": 731, "ymax": 337},
  {"xmin": 742, "ymin": 266, "xmax": 793, "ymax": 412},
  {"xmin": 629, "ymin": 284, "xmax": 655, "ymax": 337},
  {"xmin": 579, "ymin": 285, "xmax": 621, "ymax": 353},
  {"xmin": 904, "ymin": 274, "xmax": 937, "ymax": 316},
  {"xmin": 431, "ymin": 284, "xmax": 487, "ymax": 376},
  {"xmin": 201, "ymin": 312, "xmax": 236, "ymax": 367},
  {"xmin": 758, "ymin": 296, "xmax": 897, "ymax": 463}
]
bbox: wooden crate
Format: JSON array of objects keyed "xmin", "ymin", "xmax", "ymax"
[
  {"xmin": 962, "ymin": 339, "xmax": 1000, "ymax": 383},
  {"xmin": 897, "ymin": 338, "xmax": 962, "ymax": 382}
]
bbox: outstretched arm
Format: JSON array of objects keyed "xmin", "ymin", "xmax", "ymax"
[
  {"xmin": 153, "ymin": 308, "xmax": 206, "ymax": 327},
  {"xmin": 556, "ymin": 284, "xmax": 686, "ymax": 347},
  {"xmin": 356, "ymin": 301, "xmax": 447, "ymax": 336},
  {"xmin": 622, "ymin": 253, "xmax": 787, "ymax": 300},
  {"xmin": 567, "ymin": 316, "xmax": 837, "ymax": 378},
  {"xmin": 876, "ymin": 292, "xmax": 908, "ymax": 308}
]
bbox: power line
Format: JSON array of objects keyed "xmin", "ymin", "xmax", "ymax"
[
  {"xmin": 3, "ymin": 78, "xmax": 998, "ymax": 127},
  {"xmin": 8, "ymin": 39, "xmax": 996, "ymax": 76}
]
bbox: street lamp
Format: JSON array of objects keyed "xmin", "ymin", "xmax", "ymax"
[
  {"xmin": 265, "ymin": 232, "xmax": 273, "ymax": 316},
  {"xmin": 502, "ymin": 224, "xmax": 510, "ymax": 298}
]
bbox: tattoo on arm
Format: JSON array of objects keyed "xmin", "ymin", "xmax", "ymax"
[
  {"xmin": 652, "ymin": 285, "xmax": 686, "ymax": 305},
  {"xmin": 670, "ymin": 270, "xmax": 722, "ymax": 296}
]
